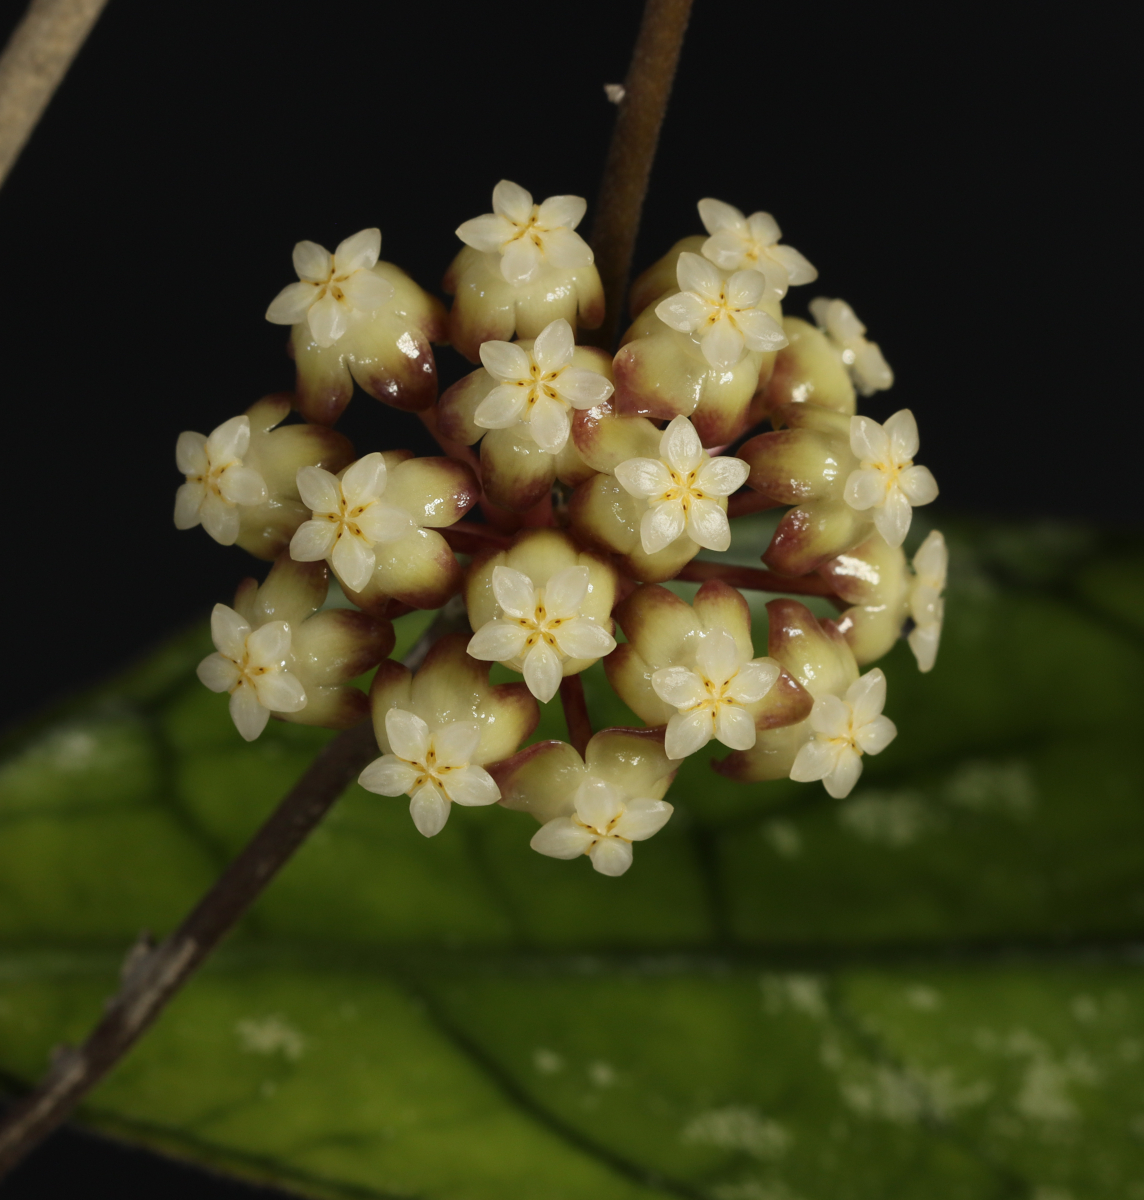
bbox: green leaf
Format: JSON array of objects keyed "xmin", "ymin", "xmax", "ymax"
[{"xmin": 2, "ymin": 520, "xmax": 1143, "ymax": 1199}]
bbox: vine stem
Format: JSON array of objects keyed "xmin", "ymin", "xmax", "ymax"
[
  {"xmin": 589, "ymin": 0, "xmax": 693, "ymax": 348},
  {"xmin": 674, "ymin": 560, "xmax": 840, "ymax": 600},
  {"xmin": 559, "ymin": 673, "xmax": 593, "ymax": 757},
  {"xmin": 0, "ymin": 604, "xmax": 465, "ymax": 1177},
  {"xmin": 0, "ymin": 0, "xmax": 110, "ymax": 189}
]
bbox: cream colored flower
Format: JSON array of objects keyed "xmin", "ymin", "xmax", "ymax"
[
  {"xmin": 789, "ymin": 669, "xmax": 897, "ymax": 798},
  {"xmin": 614, "ymin": 415, "xmax": 749, "ymax": 555},
  {"xmin": 467, "ymin": 564, "xmax": 616, "ymax": 702},
  {"xmin": 808, "ymin": 297, "xmax": 893, "ymax": 396},
  {"xmin": 265, "ymin": 228, "xmax": 394, "ymax": 348},
  {"xmin": 196, "ymin": 604, "xmax": 307, "ymax": 741},
  {"xmin": 698, "ymin": 198, "xmax": 817, "ymax": 300},
  {"xmin": 289, "ymin": 453, "xmax": 415, "ymax": 594},
  {"xmin": 455, "ymin": 180, "xmax": 593, "ymax": 286},
  {"xmin": 908, "ymin": 530, "xmax": 947, "ymax": 672},
  {"xmin": 844, "ymin": 410, "xmax": 938, "ymax": 548},
  {"xmin": 358, "ymin": 708, "xmax": 500, "ymax": 838},
  {"xmin": 174, "ymin": 415, "xmax": 268, "ymax": 545},
  {"xmin": 655, "ymin": 252, "xmax": 787, "ymax": 370},
  {"xmin": 652, "ymin": 630, "xmax": 780, "ymax": 760},
  {"xmin": 475, "ymin": 318, "xmax": 613, "ymax": 453}
]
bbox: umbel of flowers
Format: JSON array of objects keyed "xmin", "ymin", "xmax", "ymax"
[{"xmin": 175, "ymin": 181, "xmax": 946, "ymax": 877}]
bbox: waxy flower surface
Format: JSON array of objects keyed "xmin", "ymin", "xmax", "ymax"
[
  {"xmin": 475, "ymin": 319, "xmax": 614, "ymax": 453},
  {"xmin": 907, "ymin": 529, "xmax": 948, "ymax": 672},
  {"xmin": 196, "ymin": 604, "xmax": 307, "ymax": 741},
  {"xmin": 362, "ymin": 634, "xmax": 538, "ymax": 837},
  {"xmin": 614, "ymin": 415, "xmax": 749, "ymax": 555},
  {"xmin": 175, "ymin": 416, "xmax": 267, "ymax": 545},
  {"xmin": 495, "ymin": 729, "xmax": 676, "ymax": 876},
  {"xmin": 466, "ymin": 530, "xmax": 617, "ymax": 702},
  {"xmin": 456, "ymin": 180, "xmax": 593, "ymax": 286},
  {"xmin": 844, "ymin": 410, "xmax": 938, "ymax": 548},
  {"xmin": 265, "ymin": 228, "xmax": 393, "ymax": 348},
  {"xmin": 808, "ymin": 297, "xmax": 893, "ymax": 396},
  {"xmin": 698, "ymin": 199, "xmax": 817, "ymax": 300},
  {"xmin": 790, "ymin": 669, "xmax": 897, "ymax": 798},
  {"xmin": 655, "ymin": 252, "xmax": 787, "ymax": 371}
]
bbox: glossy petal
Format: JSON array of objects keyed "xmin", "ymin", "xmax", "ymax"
[
  {"xmin": 356, "ymin": 502, "xmax": 415, "ymax": 544},
  {"xmin": 714, "ymin": 704, "xmax": 757, "ymax": 750},
  {"xmin": 217, "ymin": 464, "xmax": 267, "ymax": 506},
  {"xmin": 307, "ymin": 291, "xmax": 347, "ymax": 347},
  {"xmin": 686, "ymin": 499, "xmax": 731, "ymax": 551},
  {"xmin": 701, "ymin": 319, "xmax": 745, "ymax": 370},
  {"xmin": 229, "ymin": 683, "xmax": 270, "ymax": 742},
  {"xmin": 292, "ymin": 240, "xmax": 331, "ymax": 282},
  {"xmin": 196, "ymin": 653, "xmax": 240, "ymax": 694},
  {"xmin": 702, "ymin": 229, "xmax": 749, "ymax": 270},
  {"xmin": 253, "ymin": 669, "xmax": 307, "ymax": 713},
  {"xmin": 176, "ymin": 430, "xmax": 208, "ymax": 476},
  {"xmin": 884, "ymin": 409, "xmax": 920, "ymax": 461},
  {"xmin": 331, "ymin": 533, "xmax": 375, "ymax": 593},
  {"xmin": 433, "ymin": 720, "xmax": 481, "ymax": 768},
  {"xmin": 772, "ymin": 243, "xmax": 818, "ymax": 286},
  {"xmin": 541, "ymin": 226, "xmax": 594, "ymax": 268},
  {"xmin": 809, "ymin": 692, "xmax": 851, "ymax": 739},
  {"xmin": 746, "ymin": 211, "xmax": 782, "ymax": 246},
  {"xmin": 574, "ymin": 776, "xmax": 623, "ymax": 832},
  {"xmin": 492, "ymin": 179, "xmax": 533, "ymax": 222},
  {"xmin": 909, "ymin": 624, "xmax": 941, "ymax": 673},
  {"xmin": 475, "ymin": 383, "xmax": 528, "ymax": 429},
  {"xmin": 735, "ymin": 307, "xmax": 787, "ymax": 351},
  {"xmin": 844, "ymin": 468, "xmax": 888, "ymax": 511},
  {"xmin": 589, "ymin": 838, "xmax": 634, "ymax": 876},
  {"xmin": 443, "ymin": 764, "xmax": 500, "ymax": 806},
  {"xmin": 612, "ymin": 796, "xmax": 673, "ymax": 841},
  {"xmin": 641, "ymin": 500, "xmax": 686, "ymax": 554},
  {"xmin": 341, "ymin": 453, "xmax": 387, "ymax": 506},
  {"xmin": 855, "ymin": 713, "xmax": 897, "ymax": 756},
  {"xmin": 553, "ymin": 617, "xmax": 615, "ymax": 659},
  {"xmin": 199, "ymin": 493, "xmax": 239, "ymax": 544},
  {"xmin": 695, "ymin": 455, "xmax": 749, "ymax": 497},
  {"xmin": 913, "ymin": 529, "xmax": 948, "ymax": 586},
  {"xmin": 553, "ymin": 367, "xmax": 613, "ymax": 409},
  {"xmin": 386, "ymin": 707, "xmax": 431, "ymax": 763},
  {"xmin": 266, "ymin": 281, "xmax": 316, "ymax": 325},
  {"xmin": 676, "ymin": 252, "xmax": 722, "ymax": 300},
  {"xmin": 531, "ymin": 816, "xmax": 594, "ymax": 860},
  {"xmin": 523, "ymin": 640, "xmax": 562, "ymax": 702},
  {"xmin": 660, "ymin": 416, "xmax": 704, "ymax": 473},
  {"xmin": 536, "ymin": 194, "xmax": 586, "ymax": 230},
  {"xmin": 698, "ymin": 198, "xmax": 746, "ymax": 236},
  {"xmin": 210, "ymin": 604, "xmax": 250, "ymax": 659},
  {"xmin": 846, "ymin": 669, "xmax": 887, "ymax": 726},
  {"xmin": 340, "ymin": 268, "xmax": 393, "ymax": 313},
  {"xmin": 615, "ymin": 457, "xmax": 672, "ymax": 498},
  {"xmin": 467, "ymin": 621, "xmax": 529, "ymax": 662},
  {"xmin": 655, "ymin": 290, "xmax": 711, "ymax": 333},
  {"xmin": 790, "ymin": 736, "xmax": 840, "ymax": 783},
  {"xmin": 873, "ymin": 488, "xmax": 913, "ymax": 548},
  {"xmin": 544, "ymin": 565, "xmax": 590, "ymax": 618},
  {"xmin": 246, "ymin": 620, "xmax": 291, "ymax": 667},
  {"xmin": 532, "ymin": 318, "xmax": 575, "ymax": 372},
  {"xmin": 651, "ymin": 666, "xmax": 707, "ymax": 710},
  {"xmin": 529, "ymin": 395, "xmax": 571, "ymax": 453},
  {"xmin": 289, "ymin": 520, "xmax": 338, "ymax": 562},
  {"xmin": 850, "ymin": 415, "xmax": 890, "ymax": 463},
  {"xmin": 824, "ymin": 746, "xmax": 863, "ymax": 799},
  {"xmin": 409, "ymin": 785, "xmax": 450, "ymax": 837},
  {"xmin": 900, "ymin": 465, "xmax": 939, "ymax": 506},
  {"xmin": 726, "ymin": 659, "xmax": 779, "ymax": 704},
  {"xmin": 493, "ymin": 565, "xmax": 537, "ymax": 618},
  {"xmin": 501, "ymin": 237, "xmax": 542, "ymax": 286},
  {"xmin": 697, "ymin": 629, "xmax": 741, "ymax": 685},
  {"xmin": 479, "ymin": 339, "xmax": 531, "ymax": 382},
  {"xmin": 664, "ymin": 708, "xmax": 714, "ymax": 760},
  {"xmin": 333, "ymin": 228, "xmax": 381, "ymax": 274},
  {"xmin": 206, "ymin": 415, "xmax": 249, "ymax": 463},
  {"xmin": 174, "ymin": 481, "xmax": 205, "ymax": 529},
  {"xmin": 358, "ymin": 755, "xmax": 420, "ymax": 796},
  {"xmin": 726, "ymin": 269, "xmax": 766, "ymax": 309},
  {"xmin": 296, "ymin": 466, "xmax": 341, "ymax": 514},
  {"xmin": 456, "ymin": 213, "xmax": 514, "ymax": 252}
]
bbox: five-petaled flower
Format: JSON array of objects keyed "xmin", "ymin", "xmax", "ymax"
[
  {"xmin": 175, "ymin": 415, "xmax": 268, "ymax": 545},
  {"xmin": 456, "ymin": 180, "xmax": 593, "ymax": 286},
  {"xmin": 698, "ymin": 198, "xmax": 817, "ymax": 300},
  {"xmin": 614, "ymin": 415, "xmax": 749, "ymax": 555},
  {"xmin": 265, "ymin": 228, "xmax": 394, "ymax": 348},
  {"xmin": 790, "ymin": 669, "xmax": 897, "ymax": 798},
  {"xmin": 495, "ymin": 729, "xmax": 676, "ymax": 876},
  {"xmin": 655, "ymin": 252, "xmax": 787, "ymax": 371},
  {"xmin": 808, "ymin": 297, "xmax": 893, "ymax": 396},
  {"xmin": 196, "ymin": 604, "xmax": 307, "ymax": 741},
  {"xmin": 908, "ymin": 530, "xmax": 947, "ymax": 672},
  {"xmin": 844, "ymin": 410, "xmax": 938, "ymax": 548},
  {"xmin": 475, "ymin": 319, "xmax": 614, "ymax": 453}
]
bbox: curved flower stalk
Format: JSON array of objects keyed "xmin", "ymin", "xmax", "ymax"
[
  {"xmin": 266, "ymin": 228, "xmax": 447, "ymax": 425},
  {"xmin": 289, "ymin": 450, "xmax": 479, "ymax": 616},
  {"xmin": 197, "ymin": 554, "xmax": 393, "ymax": 740},
  {"xmin": 607, "ymin": 580, "xmax": 811, "ymax": 761},
  {"xmin": 818, "ymin": 528, "xmax": 947, "ymax": 671},
  {"xmin": 494, "ymin": 728, "xmax": 676, "ymax": 876},
  {"xmin": 739, "ymin": 403, "xmax": 938, "ymax": 575},
  {"xmin": 568, "ymin": 407, "xmax": 733, "ymax": 581},
  {"xmin": 174, "ymin": 394, "xmax": 354, "ymax": 560},
  {"xmin": 359, "ymin": 633, "xmax": 538, "ymax": 837},
  {"xmin": 437, "ymin": 319, "xmax": 614, "ymax": 512},
  {"xmin": 716, "ymin": 598, "xmax": 874, "ymax": 792},
  {"xmin": 697, "ymin": 199, "xmax": 818, "ymax": 299},
  {"xmin": 465, "ymin": 529, "xmax": 617, "ymax": 702},
  {"xmin": 808, "ymin": 297, "xmax": 893, "ymax": 397},
  {"xmin": 613, "ymin": 253, "xmax": 787, "ymax": 446},
  {"xmin": 446, "ymin": 180, "xmax": 604, "ymax": 362}
]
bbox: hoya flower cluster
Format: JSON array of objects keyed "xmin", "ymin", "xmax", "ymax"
[{"xmin": 174, "ymin": 182, "xmax": 946, "ymax": 877}]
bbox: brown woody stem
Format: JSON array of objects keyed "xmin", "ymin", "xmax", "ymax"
[
  {"xmin": 559, "ymin": 673, "xmax": 593, "ymax": 757},
  {"xmin": 0, "ymin": 605, "xmax": 464, "ymax": 1178},
  {"xmin": 674, "ymin": 559, "xmax": 839, "ymax": 599},
  {"xmin": 589, "ymin": 0, "xmax": 693, "ymax": 348},
  {"xmin": 0, "ymin": 0, "xmax": 110, "ymax": 190}
]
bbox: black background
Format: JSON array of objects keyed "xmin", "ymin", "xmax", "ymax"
[{"xmin": 0, "ymin": 0, "xmax": 1132, "ymax": 1194}]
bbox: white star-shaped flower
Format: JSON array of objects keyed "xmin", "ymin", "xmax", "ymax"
[
  {"xmin": 843, "ymin": 410, "xmax": 938, "ymax": 548},
  {"xmin": 467, "ymin": 564, "xmax": 617, "ymax": 702},
  {"xmin": 265, "ymin": 228, "xmax": 395, "ymax": 348},
  {"xmin": 614, "ymin": 416, "xmax": 749, "ymax": 555},
  {"xmin": 289, "ymin": 453, "xmax": 415, "ymax": 594},
  {"xmin": 358, "ymin": 708, "xmax": 501, "ymax": 838},
  {"xmin": 530, "ymin": 774, "xmax": 673, "ymax": 877},
  {"xmin": 474, "ymin": 318, "xmax": 614, "ymax": 453},
  {"xmin": 908, "ymin": 530, "xmax": 947, "ymax": 673},
  {"xmin": 789, "ymin": 669, "xmax": 897, "ymax": 798},
  {"xmin": 455, "ymin": 180, "xmax": 594, "ymax": 287},
  {"xmin": 698, "ymin": 198, "xmax": 818, "ymax": 300},
  {"xmin": 655, "ymin": 252, "xmax": 788, "ymax": 370},
  {"xmin": 651, "ymin": 629, "xmax": 780, "ymax": 760},
  {"xmin": 174, "ymin": 415, "xmax": 268, "ymax": 545},
  {"xmin": 196, "ymin": 604, "xmax": 307, "ymax": 741},
  {"xmin": 808, "ymin": 297, "xmax": 893, "ymax": 396}
]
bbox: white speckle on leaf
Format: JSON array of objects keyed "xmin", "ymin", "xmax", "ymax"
[
  {"xmin": 588, "ymin": 1061, "xmax": 617, "ymax": 1087},
  {"xmin": 533, "ymin": 1047, "xmax": 564, "ymax": 1074},
  {"xmin": 682, "ymin": 1106, "xmax": 791, "ymax": 1159},
  {"xmin": 235, "ymin": 1015, "xmax": 306, "ymax": 1061},
  {"xmin": 837, "ymin": 790, "xmax": 938, "ymax": 847},
  {"xmin": 760, "ymin": 974, "xmax": 826, "ymax": 1019},
  {"xmin": 762, "ymin": 820, "xmax": 802, "ymax": 858}
]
